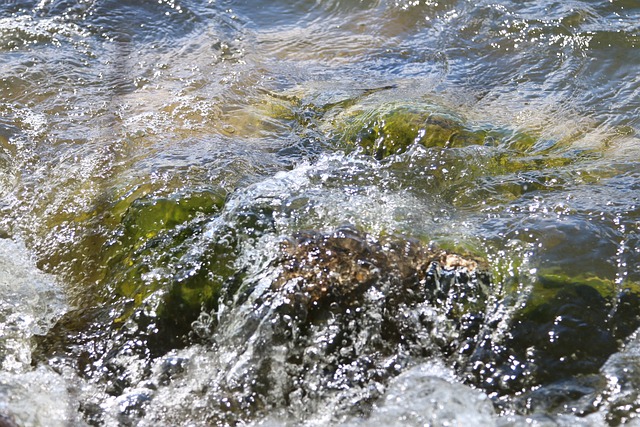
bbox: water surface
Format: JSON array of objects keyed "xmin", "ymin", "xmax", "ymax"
[{"xmin": 1, "ymin": 0, "xmax": 639, "ymax": 425}]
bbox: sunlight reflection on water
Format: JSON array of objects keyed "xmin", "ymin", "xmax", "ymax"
[{"xmin": 0, "ymin": 0, "xmax": 639, "ymax": 425}]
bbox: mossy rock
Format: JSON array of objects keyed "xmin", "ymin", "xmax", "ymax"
[
  {"xmin": 329, "ymin": 103, "xmax": 531, "ymax": 160},
  {"xmin": 465, "ymin": 271, "xmax": 640, "ymax": 399},
  {"xmin": 525, "ymin": 271, "xmax": 619, "ymax": 312},
  {"xmin": 32, "ymin": 189, "xmax": 286, "ymax": 376},
  {"xmin": 33, "ymin": 189, "xmax": 236, "ymax": 370},
  {"xmin": 103, "ymin": 189, "xmax": 235, "ymax": 336},
  {"xmin": 113, "ymin": 189, "xmax": 226, "ymax": 250}
]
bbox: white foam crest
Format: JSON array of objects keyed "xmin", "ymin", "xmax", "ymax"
[
  {"xmin": 0, "ymin": 239, "xmax": 72, "ymax": 425},
  {"xmin": 0, "ymin": 238, "xmax": 66, "ymax": 373},
  {"xmin": 208, "ymin": 152, "xmax": 443, "ymax": 240},
  {"xmin": 0, "ymin": 366, "xmax": 84, "ymax": 427}
]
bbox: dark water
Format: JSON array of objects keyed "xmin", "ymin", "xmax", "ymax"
[{"xmin": 0, "ymin": 0, "xmax": 639, "ymax": 426}]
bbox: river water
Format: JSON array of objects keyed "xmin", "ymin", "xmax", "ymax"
[{"xmin": 0, "ymin": 0, "xmax": 639, "ymax": 426}]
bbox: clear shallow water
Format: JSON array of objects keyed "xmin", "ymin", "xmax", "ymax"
[{"xmin": 0, "ymin": 0, "xmax": 639, "ymax": 425}]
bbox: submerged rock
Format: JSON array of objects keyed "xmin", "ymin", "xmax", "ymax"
[
  {"xmin": 324, "ymin": 102, "xmax": 536, "ymax": 160},
  {"xmin": 32, "ymin": 189, "xmax": 233, "ymax": 384},
  {"xmin": 31, "ymin": 213, "xmax": 640, "ymax": 424},
  {"xmin": 187, "ymin": 226, "xmax": 493, "ymax": 422},
  {"xmin": 104, "ymin": 189, "xmax": 231, "ymax": 340},
  {"xmin": 336, "ymin": 104, "xmax": 485, "ymax": 159},
  {"xmin": 464, "ymin": 271, "xmax": 640, "ymax": 412},
  {"xmin": 272, "ymin": 227, "xmax": 486, "ymax": 314},
  {"xmin": 243, "ymin": 87, "xmax": 538, "ymax": 162}
]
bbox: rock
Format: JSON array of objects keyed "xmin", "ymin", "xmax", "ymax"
[
  {"xmin": 464, "ymin": 271, "xmax": 640, "ymax": 403},
  {"xmin": 269, "ymin": 227, "xmax": 488, "ymax": 320},
  {"xmin": 193, "ymin": 226, "xmax": 493, "ymax": 421},
  {"xmin": 328, "ymin": 102, "xmax": 513, "ymax": 159}
]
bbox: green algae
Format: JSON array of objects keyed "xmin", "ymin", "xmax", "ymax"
[
  {"xmin": 114, "ymin": 190, "xmax": 225, "ymax": 252},
  {"xmin": 32, "ymin": 188, "xmax": 241, "ymax": 373},
  {"xmin": 534, "ymin": 271, "xmax": 618, "ymax": 304},
  {"xmin": 103, "ymin": 189, "xmax": 229, "ymax": 322},
  {"xmin": 354, "ymin": 109, "xmax": 480, "ymax": 158}
]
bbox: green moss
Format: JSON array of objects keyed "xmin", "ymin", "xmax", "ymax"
[
  {"xmin": 537, "ymin": 271, "xmax": 617, "ymax": 300},
  {"xmin": 507, "ymin": 271, "xmax": 627, "ymax": 320},
  {"xmin": 32, "ymin": 188, "xmax": 249, "ymax": 371}
]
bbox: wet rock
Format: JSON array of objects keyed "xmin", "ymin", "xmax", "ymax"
[
  {"xmin": 241, "ymin": 228, "xmax": 640, "ymax": 420},
  {"xmin": 464, "ymin": 272, "xmax": 640, "ymax": 406},
  {"xmin": 247, "ymin": 89, "xmax": 537, "ymax": 162},
  {"xmin": 0, "ymin": 414, "xmax": 18, "ymax": 427},
  {"xmin": 268, "ymin": 227, "xmax": 488, "ymax": 321},
  {"xmin": 328, "ymin": 103, "xmax": 517, "ymax": 160},
  {"xmin": 201, "ymin": 226, "xmax": 492, "ymax": 421},
  {"xmin": 103, "ymin": 189, "xmax": 231, "ymax": 338}
]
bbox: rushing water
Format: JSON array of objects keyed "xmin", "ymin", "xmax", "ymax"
[{"xmin": 1, "ymin": 0, "xmax": 639, "ymax": 426}]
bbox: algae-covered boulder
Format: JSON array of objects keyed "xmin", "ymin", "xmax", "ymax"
[
  {"xmin": 226, "ymin": 86, "xmax": 517, "ymax": 159},
  {"xmin": 104, "ymin": 189, "xmax": 229, "ymax": 322},
  {"xmin": 33, "ymin": 189, "xmax": 235, "ymax": 374},
  {"xmin": 226, "ymin": 87, "xmax": 541, "ymax": 163},
  {"xmin": 327, "ymin": 103, "xmax": 523, "ymax": 160},
  {"xmin": 344, "ymin": 106, "xmax": 483, "ymax": 159},
  {"xmin": 465, "ymin": 270, "xmax": 640, "ymax": 404}
]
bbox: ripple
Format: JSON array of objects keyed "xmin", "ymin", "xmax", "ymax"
[{"xmin": 1, "ymin": 0, "xmax": 640, "ymax": 425}]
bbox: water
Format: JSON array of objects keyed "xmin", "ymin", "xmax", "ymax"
[{"xmin": 1, "ymin": 0, "xmax": 639, "ymax": 425}]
